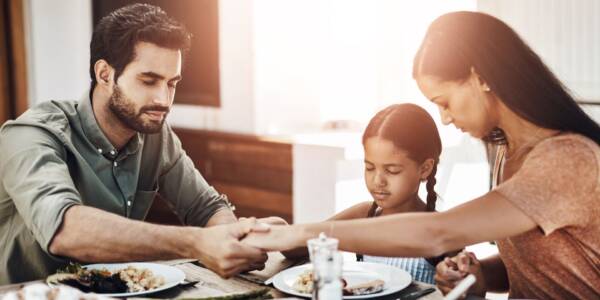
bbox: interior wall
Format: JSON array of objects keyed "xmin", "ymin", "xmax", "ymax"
[
  {"xmin": 478, "ymin": 0, "xmax": 600, "ymax": 102},
  {"xmin": 26, "ymin": 0, "xmax": 92, "ymax": 104}
]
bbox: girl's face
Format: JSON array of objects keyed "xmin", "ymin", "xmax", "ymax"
[
  {"xmin": 364, "ymin": 137, "xmax": 428, "ymax": 210},
  {"xmin": 415, "ymin": 72, "xmax": 499, "ymax": 139}
]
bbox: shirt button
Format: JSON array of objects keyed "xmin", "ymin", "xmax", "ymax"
[
  {"xmin": 97, "ymin": 148, "xmax": 103, "ymax": 154},
  {"xmin": 113, "ymin": 161, "xmax": 118, "ymax": 167},
  {"xmin": 110, "ymin": 150, "xmax": 116, "ymax": 156},
  {"xmin": 127, "ymin": 201, "xmax": 132, "ymax": 207}
]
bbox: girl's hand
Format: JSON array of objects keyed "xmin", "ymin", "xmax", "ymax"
[
  {"xmin": 435, "ymin": 256, "xmax": 467, "ymax": 295},
  {"xmin": 435, "ymin": 251, "xmax": 486, "ymax": 297}
]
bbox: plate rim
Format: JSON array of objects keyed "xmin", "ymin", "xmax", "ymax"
[
  {"xmin": 272, "ymin": 261, "xmax": 412, "ymax": 299},
  {"xmin": 47, "ymin": 262, "xmax": 186, "ymax": 297}
]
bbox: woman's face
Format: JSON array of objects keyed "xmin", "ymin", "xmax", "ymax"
[
  {"xmin": 416, "ymin": 73, "xmax": 498, "ymax": 139},
  {"xmin": 363, "ymin": 137, "xmax": 425, "ymax": 210}
]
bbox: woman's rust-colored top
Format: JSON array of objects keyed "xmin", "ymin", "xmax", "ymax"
[{"xmin": 492, "ymin": 133, "xmax": 600, "ymax": 299}]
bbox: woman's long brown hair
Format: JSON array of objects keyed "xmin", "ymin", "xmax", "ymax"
[{"xmin": 413, "ymin": 11, "xmax": 600, "ymax": 145}]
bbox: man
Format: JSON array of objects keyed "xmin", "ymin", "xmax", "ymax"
[{"xmin": 0, "ymin": 3, "xmax": 270, "ymax": 284}]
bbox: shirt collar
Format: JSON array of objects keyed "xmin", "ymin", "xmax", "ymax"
[{"xmin": 77, "ymin": 94, "xmax": 143, "ymax": 159}]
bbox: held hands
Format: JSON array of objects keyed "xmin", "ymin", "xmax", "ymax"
[
  {"xmin": 239, "ymin": 216, "xmax": 294, "ymax": 251},
  {"xmin": 239, "ymin": 216, "xmax": 305, "ymax": 253},
  {"xmin": 192, "ymin": 217, "xmax": 271, "ymax": 278},
  {"xmin": 241, "ymin": 223, "xmax": 301, "ymax": 252},
  {"xmin": 435, "ymin": 251, "xmax": 486, "ymax": 297}
]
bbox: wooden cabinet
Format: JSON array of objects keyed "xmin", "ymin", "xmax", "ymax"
[{"xmin": 145, "ymin": 128, "xmax": 293, "ymax": 225}]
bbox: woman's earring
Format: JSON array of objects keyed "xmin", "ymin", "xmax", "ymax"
[{"xmin": 484, "ymin": 86, "xmax": 491, "ymax": 92}]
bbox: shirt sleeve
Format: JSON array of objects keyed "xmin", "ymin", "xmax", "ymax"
[
  {"xmin": 494, "ymin": 135, "xmax": 599, "ymax": 235},
  {"xmin": 0, "ymin": 125, "xmax": 82, "ymax": 258},
  {"xmin": 157, "ymin": 125, "xmax": 232, "ymax": 227}
]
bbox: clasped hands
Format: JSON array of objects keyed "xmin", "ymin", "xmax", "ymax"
[
  {"xmin": 196, "ymin": 216, "xmax": 292, "ymax": 278},
  {"xmin": 435, "ymin": 251, "xmax": 486, "ymax": 297}
]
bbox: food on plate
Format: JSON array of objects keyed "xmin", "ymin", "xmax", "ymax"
[
  {"xmin": 46, "ymin": 263, "xmax": 164, "ymax": 294},
  {"xmin": 292, "ymin": 269, "xmax": 315, "ymax": 293},
  {"xmin": 343, "ymin": 279, "xmax": 385, "ymax": 296},
  {"xmin": 292, "ymin": 269, "xmax": 384, "ymax": 296},
  {"xmin": 118, "ymin": 265, "xmax": 165, "ymax": 292}
]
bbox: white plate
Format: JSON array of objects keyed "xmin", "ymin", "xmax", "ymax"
[
  {"xmin": 272, "ymin": 261, "xmax": 412, "ymax": 299},
  {"xmin": 49, "ymin": 262, "xmax": 186, "ymax": 297}
]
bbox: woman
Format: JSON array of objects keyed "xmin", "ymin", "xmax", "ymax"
[{"xmin": 243, "ymin": 11, "xmax": 600, "ymax": 299}]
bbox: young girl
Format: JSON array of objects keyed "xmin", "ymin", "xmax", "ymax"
[{"xmin": 285, "ymin": 103, "xmax": 448, "ymax": 284}]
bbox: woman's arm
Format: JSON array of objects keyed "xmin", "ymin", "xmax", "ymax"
[
  {"xmin": 281, "ymin": 201, "xmax": 374, "ymax": 259},
  {"xmin": 245, "ymin": 191, "xmax": 536, "ymax": 258}
]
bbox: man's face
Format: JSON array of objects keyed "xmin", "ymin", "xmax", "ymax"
[{"xmin": 108, "ymin": 42, "xmax": 182, "ymax": 134}]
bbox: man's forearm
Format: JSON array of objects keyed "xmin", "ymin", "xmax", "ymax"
[
  {"xmin": 49, "ymin": 205, "xmax": 198, "ymax": 262},
  {"xmin": 205, "ymin": 208, "xmax": 237, "ymax": 227},
  {"xmin": 480, "ymin": 254, "xmax": 509, "ymax": 292}
]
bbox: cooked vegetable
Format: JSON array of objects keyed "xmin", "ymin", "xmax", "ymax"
[{"xmin": 49, "ymin": 263, "xmax": 165, "ymax": 294}]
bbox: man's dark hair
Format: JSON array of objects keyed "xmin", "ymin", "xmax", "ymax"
[{"xmin": 89, "ymin": 3, "xmax": 191, "ymax": 92}]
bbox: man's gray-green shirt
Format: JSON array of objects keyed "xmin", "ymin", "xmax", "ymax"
[{"xmin": 0, "ymin": 97, "xmax": 230, "ymax": 283}]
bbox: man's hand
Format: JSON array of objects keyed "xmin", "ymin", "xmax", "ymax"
[
  {"xmin": 435, "ymin": 251, "xmax": 486, "ymax": 297},
  {"xmin": 192, "ymin": 217, "xmax": 270, "ymax": 278}
]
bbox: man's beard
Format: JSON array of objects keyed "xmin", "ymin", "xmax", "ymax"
[{"xmin": 108, "ymin": 85, "xmax": 169, "ymax": 134}]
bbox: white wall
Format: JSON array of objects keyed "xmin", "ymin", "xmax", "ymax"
[
  {"xmin": 478, "ymin": 0, "xmax": 600, "ymax": 102},
  {"xmin": 252, "ymin": 0, "xmax": 384, "ymax": 135},
  {"xmin": 26, "ymin": 0, "xmax": 92, "ymax": 104},
  {"xmin": 253, "ymin": 0, "xmax": 332, "ymax": 135}
]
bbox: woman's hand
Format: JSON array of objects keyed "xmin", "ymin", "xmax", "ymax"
[
  {"xmin": 435, "ymin": 251, "xmax": 486, "ymax": 297},
  {"xmin": 241, "ymin": 224, "xmax": 302, "ymax": 252},
  {"xmin": 255, "ymin": 216, "xmax": 289, "ymax": 226}
]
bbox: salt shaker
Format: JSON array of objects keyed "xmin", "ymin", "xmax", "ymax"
[
  {"xmin": 307, "ymin": 233, "xmax": 343, "ymax": 300},
  {"xmin": 307, "ymin": 232, "xmax": 339, "ymax": 261},
  {"xmin": 313, "ymin": 250, "xmax": 343, "ymax": 300}
]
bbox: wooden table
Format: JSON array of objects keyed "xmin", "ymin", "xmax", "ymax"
[{"xmin": 0, "ymin": 253, "xmax": 443, "ymax": 300}]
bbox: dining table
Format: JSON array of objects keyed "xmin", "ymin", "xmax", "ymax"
[{"xmin": 0, "ymin": 252, "xmax": 444, "ymax": 300}]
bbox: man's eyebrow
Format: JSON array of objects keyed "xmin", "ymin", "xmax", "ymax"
[
  {"xmin": 139, "ymin": 72, "xmax": 182, "ymax": 82},
  {"xmin": 139, "ymin": 72, "xmax": 164, "ymax": 80}
]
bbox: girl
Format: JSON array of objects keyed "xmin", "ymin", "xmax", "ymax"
[
  {"xmin": 286, "ymin": 103, "xmax": 449, "ymax": 284},
  {"xmin": 348, "ymin": 103, "xmax": 444, "ymax": 284}
]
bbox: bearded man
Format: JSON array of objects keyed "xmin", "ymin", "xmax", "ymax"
[{"xmin": 0, "ymin": 3, "xmax": 271, "ymax": 283}]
